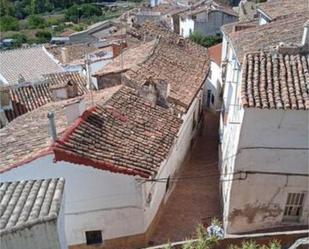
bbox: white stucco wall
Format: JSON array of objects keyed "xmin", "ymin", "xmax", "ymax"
[
  {"xmin": 179, "ymin": 17, "xmax": 194, "ymax": 38},
  {"xmin": 205, "ymin": 61, "xmax": 222, "ymax": 112},
  {"xmin": 1, "ymin": 220, "xmax": 62, "ymax": 249},
  {"xmin": 0, "ymin": 156, "xmax": 144, "ymax": 246}
]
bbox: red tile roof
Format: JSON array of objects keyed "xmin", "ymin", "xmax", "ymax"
[
  {"xmin": 222, "ymin": 12, "xmax": 308, "ymax": 62},
  {"xmin": 0, "ymin": 86, "xmax": 120, "ymax": 173},
  {"xmin": 3, "ymin": 72, "xmax": 88, "ymax": 124},
  {"xmin": 208, "ymin": 43, "xmax": 222, "ymax": 66},
  {"xmin": 53, "ymin": 86, "xmax": 182, "ymax": 178},
  {"xmin": 125, "ymin": 23, "xmax": 209, "ymax": 110},
  {"xmin": 241, "ymin": 51, "xmax": 309, "ymax": 110}
]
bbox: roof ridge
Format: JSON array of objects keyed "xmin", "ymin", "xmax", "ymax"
[{"xmin": 0, "ymin": 45, "xmax": 44, "ymax": 54}]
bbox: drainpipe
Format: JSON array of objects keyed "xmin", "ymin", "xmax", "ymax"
[{"xmin": 47, "ymin": 112, "xmax": 57, "ymax": 142}]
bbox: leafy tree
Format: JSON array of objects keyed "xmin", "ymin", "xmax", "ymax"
[
  {"xmin": 0, "ymin": 16, "xmax": 19, "ymax": 31},
  {"xmin": 64, "ymin": 4, "xmax": 81, "ymax": 22},
  {"xmin": 5, "ymin": 32, "xmax": 29, "ymax": 48},
  {"xmin": 27, "ymin": 14, "xmax": 47, "ymax": 28},
  {"xmin": 14, "ymin": 1, "xmax": 28, "ymax": 19},
  {"xmin": 189, "ymin": 32, "xmax": 222, "ymax": 48},
  {"xmin": 35, "ymin": 30, "xmax": 52, "ymax": 43},
  {"xmin": 80, "ymin": 3, "xmax": 101, "ymax": 18},
  {"xmin": 0, "ymin": 0, "xmax": 15, "ymax": 17}
]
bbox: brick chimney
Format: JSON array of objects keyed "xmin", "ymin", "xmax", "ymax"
[
  {"xmin": 63, "ymin": 97, "xmax": 86, "ymax": 124},
  {"xmin": 112, "ymin": 41, "xmax": 127, "ymax": 58}
]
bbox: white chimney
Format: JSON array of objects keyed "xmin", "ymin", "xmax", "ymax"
[
  {"xmin": 61, "ymin": 47, "xmax": 69, "ymax": 64},
  {"xmin": 63, "ymin": 97, "xmax": 86, "ymax": 124},
  {"xmin": 301, "ymin": 20, "xmax": 309, "ymax": 47},
  {"xmin": 47, "ymin": 112, "xmax": 57, "ymax": 142}
]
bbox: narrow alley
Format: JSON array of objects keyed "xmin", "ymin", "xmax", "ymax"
[{"xmin": 148, "ymin": 112, "xmax": 222, "ymax": 245}]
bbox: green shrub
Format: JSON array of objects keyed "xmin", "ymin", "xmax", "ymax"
[
  {"xmin": 27, "ymin": 15, "xmax": 46, "ymax": 28},
  {"xmin": 35, "ymin": 30, "xmax": 51, "ymax": 43},
  {"xmin": 189, "ymin": 32, "xmax": 222, "ymax": 48},
  {"xmin": 65, "ymin": 4, "xmax": 102, "ymax": 23},
  {"xmin": 229, "ymin": 240, "xmax": 281, "ymax": 249},
  {"xmin": 0, "ymin": 15, "xmax": 19, "ymax": 31}
]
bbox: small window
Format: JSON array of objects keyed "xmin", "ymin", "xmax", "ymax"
[
  {"xmin": 283, "ymin": 193, "xmax": 305, "ymax": 222},
  {"xmin": 165, "ymin": 176, "xmax": 170, "ymax": 193},
  {"xmin": 211, "ymin": 94, "xmax": 215, "ymax": 104},
  {"xmin": 85, "ymin": 230, "xmax": 103, "ymax": 245}
]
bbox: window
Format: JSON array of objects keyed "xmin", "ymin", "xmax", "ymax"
[
  {"xmin": 85, "ymin": 230, "xmax": 103, "ymax": 245},
  {"xmin": 211, "ymin": 94, "xmax": 215, "ymax": 105},
  {"xmin": 283, "ymin": 193, "xmax": 305, "ymax": 222},
  {"xmin": 165, "ymin": 176, "xmax": 171, "ymax": 193}
]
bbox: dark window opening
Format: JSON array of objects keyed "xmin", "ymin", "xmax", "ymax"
[
  {"xmin": 211, "ymin": 94, "xmax": 215, "ymax": 104},
  {"xmin": 85, "ymin": 230, "xmax": 103, "ymax": 245},
  {"xmin": 166, "ymin": 176, "xmax": 170, "ymax": 193}
]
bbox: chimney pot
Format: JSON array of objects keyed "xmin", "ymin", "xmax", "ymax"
[{"xmin": 47, "ymin": 112, "xmax": 57, "ymax": 142}]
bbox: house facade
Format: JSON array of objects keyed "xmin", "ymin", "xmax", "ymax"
[
  {"xmin": 219, "ymin": 9, "xmax": 309, "ymax": 234},
  {"xmin": 179, "ymin": 3, "xmax": 237, "ymax": 38}
]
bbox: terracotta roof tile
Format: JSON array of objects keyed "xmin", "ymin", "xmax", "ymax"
[
  {"xmin": 208, "ymin": 43, "xmax": 222, "ymax": 65},
  {"xmin": 241, "ymin": 51, "xmax": 309, "ymax": 110},
  {"xmin": 257, "ymin": 0, "xmax": 307, "ymax": 21},
  {"xmin": 126, "ymin": 23, "xmax": 209, "ymax": 109},
  {"xmin": 2, "ymin": 72, "xmax": 88, "ymax": 124},
  {"xmin": 0, "ymin": 178, "xmax": 65, "ymax": 235},
  {"xmin": 0, "ymin": 86, "xmax": 120, "ymax": 173},
  {"xmin": 224, "ymin": 12, "xmax": 308, "ymax": 62},
  {"xmin": 94, "ymin": 40, "xmax": 156, "ymax": 76},
  {"xmin": 53, "ymin": 86, "xmax": 182, "ymax": 178}
]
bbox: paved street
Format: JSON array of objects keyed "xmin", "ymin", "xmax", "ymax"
[{"xmin": 148, "ymin": 112, "xmax": 222, "ymax": 245}]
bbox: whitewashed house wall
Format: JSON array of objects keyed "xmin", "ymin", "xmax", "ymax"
[
  {"xmin": 205, "ymin": 61, "xmax": 222, "ymax": 111},
  {"xmin": 179, "ymin": 16, "xmax": 195, "ymax": 38}
]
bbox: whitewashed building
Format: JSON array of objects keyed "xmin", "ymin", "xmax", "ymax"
[
  {"xmin": 219, "ymin": 9, "xmax": 309, "ymax": 234},
  {"xmin": 0, "ymin": 28, "xmax": 209, "ymax": 248},
  {"xmin": 205, "ymin": 43, "xmax": 222, "ymax": 112},
  {"xmin": 0, "ymin": 178, "xmax": 66, "ymax": 249},
  {"xmin": 179, "ymin": 1, "xmax": 237, "ymax": 38}
]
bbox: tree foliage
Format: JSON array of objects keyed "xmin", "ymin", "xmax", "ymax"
[
  {"xmin": 189, "ymin": 32, "xmax": 222, "ymax": 48},
  {"xmin": 35, "ymin": 30, "xmax": 51, "ymax": 43},
  {"xmin": 27, "ymin": 14, "xmax": 46, "ymax": 28},
  {"xmin": 0, "ymin": 15, "xmax": 19, "ymax": 31},
  {"xmin": 64, "ymin": 3, "xmax": 102, "ymax": 22}
]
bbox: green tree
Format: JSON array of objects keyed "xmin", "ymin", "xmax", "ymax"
[
  {"xmin": 189, "ymin": 32, "xmax": 222, "ymax": 48},
  {"xmin": 27, "ymin": 14, "xmax": 47, "ymax": 28},
  {"xmin": 35, "ymin": 30, "xmax": 52, "ymax": 43},
  {"xmin": 0, "ymin": 0, "xmax": 15, "ymax": 17},
  {"xmin": 80, "ymin": 4, "xmax": 101, "ymax": 18},
  {"xmin": 64, "ymin": 4, "xmax": 80, "ymax": 22},
  {"xmin": 0, "ymin": 16, "xmax": 19, "ymax": 31},
  {"xmin": 6, "ymin": 32, "xmax": 29, "ymax": 48}
]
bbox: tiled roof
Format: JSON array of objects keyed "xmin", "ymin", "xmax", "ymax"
[
  {"xmin": 0, "ymin": 86, "xmax": 120, "ymax": 173},
  {"xmin": 124, "ymin": 26, "xmax": 209, "ymax": 109},
  {"xmin": 179, "ymin": 3, "xmax": 236, "ymax": 18},
  {"xmin": 46, "ymin": 44, "xmax": 112, "ymax": 64},
  {"xmin": 227, "ymin": 12, "xmax": 308, "ymax": 62},
  {"xmin": 0, "ymin": 46, "xmax": 63, "ymax": 85},
  {"xmin": 257, "ymin": 0, "xmax": 307, "ymax": 21},
  {"xmin": 3, "ymin": 72, "xmax": 88, "ymax": 123},
  {"xmin": 241, "ymin": 51, "xmax": 309, "ymax": 110},
  {"xmin": 94, "ymin": 41, "xmax": 156, "ymax": 76},
  {"xmin": 0, "ymin": 178, "xmax": 65, "ymax": 235},
  {"xmin": 208, "ymin": 43, "xmax": 222, "ymax": 66},
  {"xmin": 53, "ymin": 86, "xmax": 182, "ymax": 178}
]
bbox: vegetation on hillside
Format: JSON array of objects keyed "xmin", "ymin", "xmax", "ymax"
[{"xmin": 189, "ymin": 32, "xmax": 222, "ymax": 48}]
